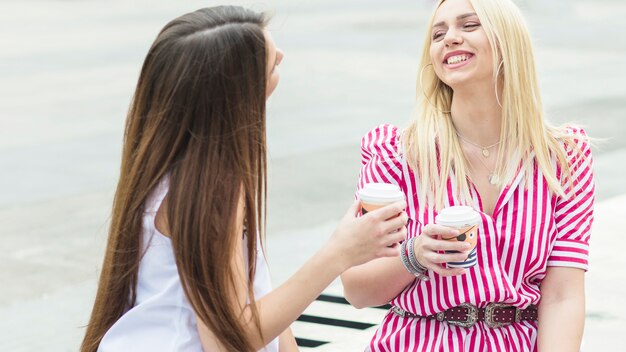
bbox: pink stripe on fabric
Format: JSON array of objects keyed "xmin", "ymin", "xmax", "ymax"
[
  {"xmin": 371, "ymin": 313, "xmax": 392, "ymax": 352},
  {"xmin": 552, "ymin": 245, "xmax": 588, "ymax": 255},
  {"xmin": 492, "ymin": 327, "xmax": 507, "ymax": 352},
  {"xmin": 484, "ymin": 219, "xmax": 499, "ymax": 302},
  {"xmin": 358, "ymin": 125, "xmax": 595, "ymax": 351},
  {"xmin": 549, "ymin": 256, "xmax": 587, "ymax": 264},
  {"xmin": 394, "ymin": 315, "xmax": 411, "ymax": 351},
  {"xmin": 556, "ymin": 189, "xmax": 593, "ymax": 230},
  {"xmin": 512, "ymin": 181, "xmax": 530, "ymax": 289},
  {"xmin": 429, "ymin": 321, "xmax": 441, "ymax": 352}
]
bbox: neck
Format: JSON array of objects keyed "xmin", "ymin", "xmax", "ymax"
[{"xmin": 450, "ymin": 82, "xmax": 503, "ymax": 146}]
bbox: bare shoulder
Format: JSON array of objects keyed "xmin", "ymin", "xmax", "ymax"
[{"xmin": 155, "ymin": 197, "xmax": 171, "ymax": 237}]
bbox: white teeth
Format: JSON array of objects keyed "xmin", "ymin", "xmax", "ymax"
[{"xmin": 446, "ymin": 54, "xmax": 470, "ymax": 64}]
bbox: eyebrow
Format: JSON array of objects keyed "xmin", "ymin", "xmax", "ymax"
[{"xmin": 432, "ymin": 12, "xmax": 478, "ymax": 28}]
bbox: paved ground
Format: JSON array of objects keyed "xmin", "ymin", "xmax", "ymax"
[{"xmin": 1, "ymin": 0, "xmax": 625, "ymax": 350}]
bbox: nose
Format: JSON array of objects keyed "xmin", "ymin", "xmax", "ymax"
[
  {"xmin": 276, "ymin": 48, "xmax": 284, "ymax": 66},
  {"xmin": 443, "ymin": 28, "xmax": 463, "ymax": 47}
]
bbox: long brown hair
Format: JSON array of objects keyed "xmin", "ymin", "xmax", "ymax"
[{"xmin": 81, "ymin": 6, "xmax": 268, "ymax": 352}]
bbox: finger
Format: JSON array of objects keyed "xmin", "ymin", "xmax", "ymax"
[
  {"xmin": 423, "ymin": 250, "xmax": 469, "ymax": 264},
  {"xmin": 369, "ymin": 200, "xmax": 406, "ymax": 220},
  {"xmin": 421, "ymin": 224, "xmax": 460, "ymax": 238},
  {"xmin": 437, "ymin": 251, "xmax": 473, "ymax": 263},
  {"xmin": 429, "ymin": 240, "xmax": 472, "ymax": 252},
  {"xmin": 384, "ymin": 230, "xmax": 406, "ymax": 246},
  {"xmin": 384, "ymin": 212, "xmax": 409, "ymax": 231},
  {"xmin": 380, "ymin": 245, "xmax": 401, "ymax": 258},
  {"xmin": 344, "ymin": 199, "xmax": 362, "ymax": 219},
  {"xmin": 430, "ymin": 265, "xmax": 466, "ymax": 277},
  {"xmin": 386, "ymin": 242, "xmax": 400, "ymax": 249},
  {"xmin": 423, "ymin": 250, "xmax": 448, "ymax": 264},
  {"xmin": 416, "ymin": 233, "xmax": 438, "ymax": 251}
]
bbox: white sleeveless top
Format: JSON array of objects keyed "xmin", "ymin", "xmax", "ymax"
[{"xmin": 99, "ymin": 178, "xmax": 279, "ymax": 352}]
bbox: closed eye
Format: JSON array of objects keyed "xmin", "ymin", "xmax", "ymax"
[{"xmin": 463, "ymin": 22, "xmax": 481, "ymax": 30}]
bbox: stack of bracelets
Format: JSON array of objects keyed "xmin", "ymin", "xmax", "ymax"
[{"xmin": 400, "ymin": 237, "xmax": 430, "ymax": 281}]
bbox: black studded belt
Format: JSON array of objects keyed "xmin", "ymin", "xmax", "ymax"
[{"xmin": 391, "ymin": 303, "xmax": 538, "ymax": 328}]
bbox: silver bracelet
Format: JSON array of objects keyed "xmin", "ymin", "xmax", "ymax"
[
  {"xmin": 400, "ymin": 240, "xmax": 413, "ymax": 272},
  {"xmin": 401, "ymin": 239, "xmax": 429, "ymax": 281},
  {"xmin": 407, "ymin": 237, "xmax": 428, "ymax": 272},
  {"xmin": 407, "ymin": 237, "xmax": 429, "ymax": 281}
]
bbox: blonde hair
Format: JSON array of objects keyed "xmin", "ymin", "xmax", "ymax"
[{"xmin": 403, "ymin": 0, "xmax": 581, "ymax": 210}]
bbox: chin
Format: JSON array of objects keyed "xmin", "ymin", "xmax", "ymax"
[
  {"xmin": 441, "ymin": 76, "xmax": 472, "ymax": 90},
  {"xmin": 444, "ymin": 70, "xmax": 490, "ymax": 91}
]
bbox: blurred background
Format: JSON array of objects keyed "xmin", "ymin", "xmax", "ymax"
[{"xmin": 1, "ymin": 0, "xmax": 625, "ymax": 350}]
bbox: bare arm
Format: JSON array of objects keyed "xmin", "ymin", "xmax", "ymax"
[
  {"xmin": 537, "ymin": 267, "xmax": 585, "ymax": 352},
  {"xmin": 278, "ymin": 328, "xmax": 299, "ymax": 352},
  {"xmin": 196, "ymin": 200, "xmax": 407, "ymax": 350},
  {"xmin": 340, "ymin": 257, "xmax": 413, "ymax": 309},
  {"xmin": 341, "ymin": 224, "xmax": 470, "ymax": 308}
]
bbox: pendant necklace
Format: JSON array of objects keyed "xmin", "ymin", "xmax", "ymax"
[
  {"xmin": 455, "ymin": 131, "xmax": 501, "ymax": 158},
  {"xmin": 473, "ymin": 148, "xmax": 500, "ymax": 185}
]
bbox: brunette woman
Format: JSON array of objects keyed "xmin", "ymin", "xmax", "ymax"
[{"xmin": 81, "ymin": 6, "xmax": 407, "ymax": 352}]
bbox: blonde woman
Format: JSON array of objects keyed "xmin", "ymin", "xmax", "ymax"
[{"xmin": 341, "ymin": 0, "xmax": 594, "ymax": 350}]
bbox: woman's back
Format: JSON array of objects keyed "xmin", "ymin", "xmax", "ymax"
[{"xmin": 98, "ymin": 178, "xmax": 278, "ymax": 351}]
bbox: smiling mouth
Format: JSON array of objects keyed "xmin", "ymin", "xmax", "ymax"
[{"xmin": 445, "ymin": 54, "xmax": 473, "ymax": 65}]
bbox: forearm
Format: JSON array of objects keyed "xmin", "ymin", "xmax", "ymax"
[
  {"xmin": 340, "ymin": 256, "xmax": 414, "ymax": 308},
  {"xmin": 537, "ymin": 268, "xmax": 586, "ymax": 352},
  {"xmin": 279, "ymin": 328, "xmax": 299, "ymax": 352},
  {"xmin": 197, "ymin": 200, "xmax": 408, "ymax": 350},
  {"xmin": 196, "ymin": 244, "xmax": 343, "ymax": 351},
  {"xmin": 246, "ymin": 244, "xmax": 347, "ymax": 348},
  {"xmin": 537, "ymin": 296, "xmax": 584, "ymax": 352}
]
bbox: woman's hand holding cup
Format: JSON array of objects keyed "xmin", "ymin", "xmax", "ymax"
[
  {"xmin": 328, "ymin": 199, "xmax": 408, "ymax": 272},
  {"xmin": 412, "ymin": 224, "xmax": 471, "ymax": 277},
  {"xmin": 413, "ymin": 206, "xmax": 481, "ymax": 276}
]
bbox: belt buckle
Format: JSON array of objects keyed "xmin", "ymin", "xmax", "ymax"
[
  {"xmin": 391, "ymin": 306, "xmax": 406, "ymax": 318},
  {"xmin": 447, "ymin": 302, "xmax": 478, "ymax": 328},
  {"xmin": 485, "ymin": 303, "xmax": 515, "ymax": 328}
]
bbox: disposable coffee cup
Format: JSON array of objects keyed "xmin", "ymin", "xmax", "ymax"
[
  {"xmin": 357, "ymin": 183, "xmax": 404, "ymax": 215},
  {"xmin": 435, "ymin": 206, "xmax": 481, "ymax": 268}
]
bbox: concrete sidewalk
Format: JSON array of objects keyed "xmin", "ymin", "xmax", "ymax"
[
  {"xmin": 582, "ymin": 193, "xmax": 626, "ymax": 351},
  {"xmin": 0, "ymin": 193, "xmax": 623, "ymax": 351},
  {"xmin": 1, "ymin": 0, "xmax": 625, "ymax": 351},
  {"xmin": 278, "ymin": 193, "xmax": 626, "ymax": 351}
]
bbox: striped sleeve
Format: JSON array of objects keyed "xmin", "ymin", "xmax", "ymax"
[
  {"xmin": 547, "ymin": 128, "xmax": 595, "ymax": 271},
  {"xmin": 358, "ymin": 124, "xmax": 404, "ymax": 190}
]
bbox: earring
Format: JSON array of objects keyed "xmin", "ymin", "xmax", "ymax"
[
  {"xmin": 494, "ymin": 61, "xmax": 503, "ymax": 108},
  {"xmin": 419, "ymin": 64, "xmax": 451, "ymax": 114}
]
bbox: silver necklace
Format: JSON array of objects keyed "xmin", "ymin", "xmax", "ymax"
[
  {"xmin": 455, "ymin": 131, "xmax": 502, "ymax": 158},
  {"xmin": 473, "ymin": 149, "xmax": 500, "ymax": 185}
]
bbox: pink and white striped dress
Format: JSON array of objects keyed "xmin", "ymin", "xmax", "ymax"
[{"xmin": 358, "ymin": 124, "xmax": 594, "ymax": 352}]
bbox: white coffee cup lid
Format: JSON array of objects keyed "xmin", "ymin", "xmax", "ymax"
[
  {"xmin": 435, "ymin": 206, "xmax": 481, "ymax": 227},
  {"xmin": 357, "ymin": 183, "xmax": 404, "ymax": 205}
]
